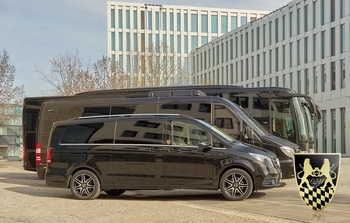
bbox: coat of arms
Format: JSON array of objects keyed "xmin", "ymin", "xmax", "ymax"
[{"xmin": 294, "ymin": 153, "xmax": 341, "ymax": 211}]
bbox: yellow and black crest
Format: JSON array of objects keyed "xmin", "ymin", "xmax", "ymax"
[{"xmin": 294, "ymin": 153, "xmax": 341, "ymax": 211}]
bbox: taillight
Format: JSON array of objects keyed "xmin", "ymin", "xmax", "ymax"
[
  {"xmin": 35, "ymin": 143, "xmax": 41, "ymax": 164},
  {"xmin": 47, "ymin": 147, "xmax": 52, "ymax": 166}
]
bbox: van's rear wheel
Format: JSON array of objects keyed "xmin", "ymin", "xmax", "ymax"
[
  {"xmin": 219, "ymin": 168, "xmax": 253, "ymax": 201},
  {"xmin": 70, "ymin": 170, "xmax": 101, "ymax": 200},
  {"xmin": 105, "ymin": 189, "xmax": 126, "ymax": 196}
]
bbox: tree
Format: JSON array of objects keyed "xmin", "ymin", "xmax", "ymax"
[
  {"xmin": 36, "ymin": 51, "xmax": 95, "ymax": 96},
  {"xmin": 36, "ymin": 51, "xmax": 124, "ymax": 95},
  {"xmin": 116, "ymin": 42, "xmax": 189, "ymax": 89},
  {"xmin": 0, "ymin": 49, "xmax": 25, "ymax": 123}
]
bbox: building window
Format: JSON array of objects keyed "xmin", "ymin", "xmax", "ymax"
[
  {"xmin": 211, "ymin": 15, "xmax": 218, "ymax": 33},
  {"xmin": 297, "ymin": 40, "xmax": 300, "ymax": 66},
  {"xmin": 321, "ymin": 64, "xmax": 326, "ymax": 92},
  {"xmin": 290, "ymin": 72, "xmax": 293, "ymax": 89},
  {"xmin": 269, "ymin": 21, "xmax": 272, "ymax": 45},
  {"xmin": 322, "ymin": 110, "xmax": 327, "ymax": 153},
  {"xmin": 184, "ymin": 13, "xmax": 188, "ymax": 32},
  {"xmin": 313, "ymin": 66, "xmax": 318, "ymax": 94},
  {"xmin": 191, "ymin": 36, "xmax": 198, "ymax": 50},
  {"xmin": 297, "ymin": 8, "xmax": 300, "ymax": 35},
  {"xmin": 133, "ymin": 10, "xmax": 138, "ymax": 29},
  {"xmin": 184, "ymin": 35, "xmax": 188, "ymax": 53},
  {"xmin": 118, "ymin": 9, "xmax": 123, "ymax": 28},
  {"xmin": 134, "ymin": 33, "xmax": 138, "ymax": 51},
  {"xmin": 191, "ymin": 13, "xmax": 198, "ymax": 32},
  {"xmin": 245, "ymin": 32, "xmax": 249, "ymax": 55},
  {"xmin": 263, "ymin": 24, "xmax": 266, "ymax": 47},
  {"xmin": 331, "ymin": 109, "xmax": 336, "ymax": 153},
  {"xmin": 111, "ymin": 9, "xmax": 115, "ymax": 28},
  {"xmin": 118, "ymin": 32, "xmax": 123, "ymax": 51},
  {"xmin": 282, "ymin": 45, "xmax": 286, "ymax": 69},
  {"xmin": 341, "ymin": 0, "xmax": 345, "ymax": 18},
  {"xmin": 162, "ymin": 12, "xmax": 167, "ymax": 30},
  {"xmin": 231, "ymin": 16, "xmax": 237, "ymax": 30},
  {"xmin": 341, "ymin": 59, "xmax": 345, "ymax": 89},
  {"xmin": 245, "ymin": 58, "xmax": 249, "ymax": 80},
  {"xmin": 241, "ymin": 15, "xmax": 247, "ymax": 25},
  {"xmin": 177, "ymin": 35, "xmax": 181, "ymax": 53},
  {"xmin": 256, "ymin": 27, "xmax": 260, "ymax": 50},
  {"xmin": 304, "ymin": 37, "xmax": 308, "ymax": 64},
  {"xmin": 331, "ymin": 62, "xmax": 336, "ymax": 90},
  {"xmin": 313, "ymin": 1, "xmax": 316, "ymax": 29},
  {"xmin": 331, "ymin": 0, "xmax": 335, "ymax": 22},
  {"xmin": 341, "ymin": 107, "xmax": 346, "ymax": 154},
  {"xmin": 305, "ymin": 69, "xmax": 309, "ymax": 95},
  {"xmin": 321, "ymin": 0, "xmax": 325, "ymax": 25},
  {"xmin": 304, "ymin": 5, "xmax": 308, "ymax": 32},
  {"xmin": 170, "ymin": 12, "xmax": 174, "ymax": 31},
  {"xmin": 111, "ymin": 32, "xmax": 115, "ymax": 51},
  {"xmin": 321, "ymin": 31, "xmax": 326, "ymax": 59},
  {"xmin": 221, "ymin": 15, "xmax": 228, "ymax": 34},
  {"xmin": 331, "ymin": 28, "xmax": 335, "ymax": 56},
  {"xmin": 275, "ymin": 18, "xmax": 279, "ymax": 42},
  {"xmin": 275, "ymin": 47, "xmax": 279, "ymax": 72},
  {"xmin": 313, "ymin": 34, "xmax": 317, "ymax": 61},
  {"xmin": 297, "ymin": 71, "xmax": 301, "ymax": 93},
  {"xmin": 201, "ymin": 14, "xmax": 208, "ymax": 33},
  {"xmin": 257, "ymin": 54, "xmax": 260, "ymax": 77},
  {"xmin": 230, "ymin": 39, "xmax": 233, "ymax": 60},
  {"xmin": 282, "ymin": 15, "xmax": 285, "ymax": 40},
  {"xmin": 289, "ymin": 42, "xmax": 293, "ymax": 68},
  {"xmin": 283, "ymin": 74, "xmax": 286, "ymax": 87},
  {"xmin": 176, "ymin": 12, "xmax": 181, "ymax": 31},
  {"xmin": 127, "ymin": 33, "xmax": 131, "ymax": 51},
  {"xmin": 201, "ymin": 36, "xmax": 208, "ymax": 45},
  {"xmin": 289, "ymin": 11, "xmax": 293, "ymax": 37},
  {"xmin": 269, "ymin": 50, "xmax": 272, "ymax": 73},
  {"xmin": 340, "ymin": 24, "xmax": 345, "ymax": 54}
]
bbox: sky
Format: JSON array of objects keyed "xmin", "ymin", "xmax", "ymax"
[{"xmin": 1, "ymin": 0, "xmax": 292, "ymax": 97}]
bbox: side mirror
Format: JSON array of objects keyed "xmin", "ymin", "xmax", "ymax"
[{"xmin": 198, "ymin": 140, "xmax": 212, "ymax": 152}]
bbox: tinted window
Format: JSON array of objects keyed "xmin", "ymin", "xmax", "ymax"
[
  {"xmin": 172, "ymin": 121, "xmax": 208, "ymax": 146},
  {"xmin": 161, "ymin": 103, "xmax": 192, "ymax": 110},
  {"xmin": 60, "ymin": 122, "xmax": 115, "ymax": 144},
  {"xmin": 25, "ymin": 110, "xmax": 38, "ymax": 131},
  {"xmin": 229, "ymin": 95, "xmax": 249, "ymax": 108},
  {"xmin": 115, "ymin": 119, "xmax": 164, "ymax": 144},
  {"xmin": 253, "ymin": 98, "xmax": 269, "ymax": 110}
]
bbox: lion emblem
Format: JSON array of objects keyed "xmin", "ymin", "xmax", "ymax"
[{"xmin": 297, "ymin": 158, "xmax": 336, "ymax": 191}]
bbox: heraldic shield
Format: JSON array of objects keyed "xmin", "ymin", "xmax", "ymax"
[{"xmin": 294, "ymin": 153, "xmax": 341, "ymax": 211}]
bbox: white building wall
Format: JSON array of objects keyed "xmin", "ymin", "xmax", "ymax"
[
  {"xmin": 191, "ymin": 0, "xmax": 350, "ymax": 155},
  {"xmin": 107, "ymin": 1, "xmax": 269, "ymax": 83}
]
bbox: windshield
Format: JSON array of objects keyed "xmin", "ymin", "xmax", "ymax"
[
  {"xmin": 224, "ymin": 100, "xmax": 270, "ymax": 136},
  {"xmin": 270, "ymin": 100, "xmax": 296, "ymax": 141},
  {"xmin": 197, "ymin": 119, "xmax": 237, "ymax": 143},
  {"xmin": 292, "ymin": 98, "xmax": 308, "ymax": 141}
]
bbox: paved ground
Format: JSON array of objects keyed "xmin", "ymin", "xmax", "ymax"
[{"xmin": 0, "ymin": 157, "xmax": 349, "ymax": 223}]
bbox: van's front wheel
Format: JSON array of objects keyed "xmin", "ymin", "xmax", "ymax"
[
  {"xmin": 219, "ymin": 168, "xmax": 253, "ymax": 201},
  {"xmin": 70, "ymin": 170, "xmax": 101, "ymax": 200}
]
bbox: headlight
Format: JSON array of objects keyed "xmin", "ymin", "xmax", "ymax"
[
  {"xmin": 249, "ymin": 153, "xmax": 274, "ymax": 167},
  {"xmin": 280, "ymin": 146, "xmax": 294, "ymax": 158}
]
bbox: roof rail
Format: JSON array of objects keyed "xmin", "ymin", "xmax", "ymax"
[
  {"xmin": 148, "ymin": 90, "xmax": 207, "ymax": 97},
  {"xmin": 76, "ymin": 113, "xmax": 182, "ymax": 120}
]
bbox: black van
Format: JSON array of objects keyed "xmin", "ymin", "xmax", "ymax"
[
  {"xmin": 36, "ymin": 93, "xmax": 298, "ymax": 178},
  {"xmin": 45, "ymin": 114, "xmax": 281, "ymax": 200}
]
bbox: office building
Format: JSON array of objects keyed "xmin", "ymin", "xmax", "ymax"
[
  {"xmin": 107, "ymin": 1, "xmax": 269, "ymax": 86},
  {"xmin": 190, "ymin": 0, "xmax": 349, "ymax": 155}
]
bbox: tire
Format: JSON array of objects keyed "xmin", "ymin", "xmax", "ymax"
[
  {"xmin": 219, "ymin": 168, "xmax": 253, "ymax": 201},
  {"xmin": 105, "ymin": 189, "xmax": 126, "ymax": 196},
  {"xmin": 36, "ymin": 167, "xmax": 45, "ymax": 180},
  {"xmin": 70, "ymin": 170, "xmax": 101, "ymax": 200}
]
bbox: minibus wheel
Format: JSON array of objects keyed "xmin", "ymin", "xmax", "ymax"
[
  {"xmin": 219, "ymin": 168, "xmax": 253, "ymax": 201},
  {"xmin": 105, "ymin": 189, "xmax": 126, "ymax": 196},
  {"xmin": 70, "ymin": 170, "xmax": 101, "ymax": 200}
]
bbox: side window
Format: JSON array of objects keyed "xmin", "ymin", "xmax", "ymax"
[
  {"xmin": 60, "ymin": 121, "xmax": 115, "ymax": 144},
  {"xmin": 115, "ymin": 119, "xmax": 165, "ymax": 144},
  {"xmin": 172, "ymin": 121, "xmax": 208, "ymax": 146},
  {"xmin": 213, "ymin": 104, "xmax": 240, "ymax": 139}
]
